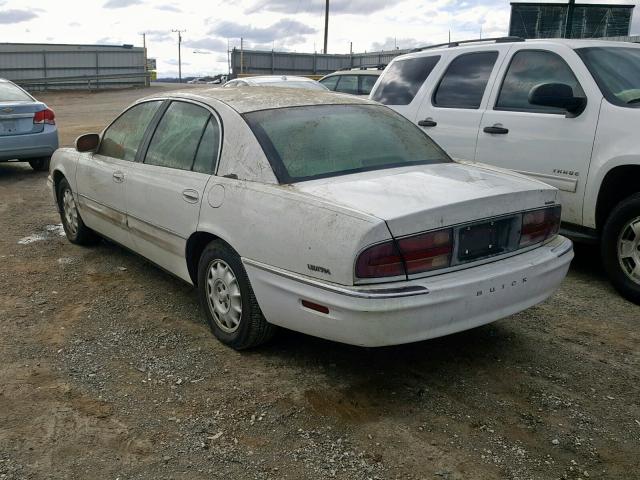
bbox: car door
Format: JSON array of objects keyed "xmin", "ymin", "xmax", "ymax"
[
  {"xmin": 75, "ymin": 100, "xmax": 163, "ymax": 248},
  {"xmin": 125, "ymin": 100, "xmax": 221, "ymax": 281},
  {"xmin": 474, "ymin": 45, "xmax": 602, "ymax": 225},
  {"xmin": 413, "ymin": 47, "xmax": 510, "ymax": 160}
]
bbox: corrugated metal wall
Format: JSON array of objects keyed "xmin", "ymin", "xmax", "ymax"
[
  {"xmin": 231, "ymin": 48, "xmax": 412, "ymax": 77},
  {"xmin": 0, "ymin": 43, "xmax": 147, "ymax": 90}
]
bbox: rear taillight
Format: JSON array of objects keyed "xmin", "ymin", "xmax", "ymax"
[
  {"xmin": 355, "ymin": 228, "xmax": 453, "ymax": 279},
  {"xmin": 397, "ymin": 229, "xmax": 452, "ymax": 275},
  {"xmin": 520, "ymin": 205, "xmax": 561, "ymax": 248},
  {"xmin": 33, "ymin": 108, "xmax": 55, "ymax": 125}
]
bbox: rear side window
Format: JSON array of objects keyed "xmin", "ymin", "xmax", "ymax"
[
  {"xmin": 144, "ymin": 101, "xmax": 211, "ymax": 171},
  {"xmin": 359, "ymin": 75, "xmax": 378, "ymax": 95},
  {"xmin": 433, "ymin": 52, "xmax": 498, "ymax": 109},
  {"xmin": 0, "ymin": 82, "xmax": 32, "ymax": 102},
  {"xmin": 335, "ymin": 75, "xmax": 358, "ymax": 95},
  {"xmin": 319, "ymin": 76, "xmax": 339, "ymax": 91},
  {"xmin": 372, "ymin": 56, "xmax": 440, "ymax": 105},
  {"xmin": 99, "ymin": 101, "xmax": 162, "ymax": 161},
  {"xmin": 496, "ymin": 50, "xmax": 585, "ymax": 113},
  {"xmin": 192, "ymin": 119, "xmax": 221, "ymax": 174}
]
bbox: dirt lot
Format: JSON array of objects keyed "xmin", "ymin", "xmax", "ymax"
[{"xmin": 1, "ymin": 85, "xmax": 639, "ymax": 480}]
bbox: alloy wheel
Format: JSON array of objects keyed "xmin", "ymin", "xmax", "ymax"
[{"xmin": 617, "ymin": 216, "xmax": 640, "ymax": 285}]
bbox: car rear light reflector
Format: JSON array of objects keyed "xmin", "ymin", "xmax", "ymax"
[
  {"xmin": 397, "ymin": 229, "xmax": 453, "ymax": 275},
  {"xmin": 33, "ymin": 108, "xmax": 55, "ymax": 125},
  {"xmin": 520, "ymin": 206, "xmax": 561, "ymax": 248},
  {"xmin": 355, "ymin": 240, "xmax": 405, "ymax": 278},
  {"xmin": 301, "ymin": 299, "xmax": 330, "ymax": 314}
]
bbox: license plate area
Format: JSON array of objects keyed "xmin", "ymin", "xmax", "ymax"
[
  {"xmin": 0, "ymin": 120, "xmax": 17, "ymax": 135},
  {"xmin": 455, "ymin": 217, "xmax": 518, "ymax": 263}
]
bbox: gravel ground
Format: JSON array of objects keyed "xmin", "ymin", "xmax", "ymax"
[{"xmin": 0, "ymin": 85, "xmax": 639, "ymax": 480}]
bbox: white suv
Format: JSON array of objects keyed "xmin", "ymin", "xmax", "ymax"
[{"xmin": 370, "ymin": 37, "xmax": 640, "ymax": 304}]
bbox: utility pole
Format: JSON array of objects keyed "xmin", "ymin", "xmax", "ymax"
[
  {"xmin": 140, "ymin": 32, "xmax": 149, "ymax": 87},
  {"xmin": 564, "ymin": 0, "xmax": 576, "ymax": 38},
  {"xmin": 323, "ymin": 0, "xmax": 329, "ymax": 54},
  {"xmin": 172, "ymin": 29, "xmax": 185, "ymax": 83},
  {"xmin": 240, "ymin": 37, "xmax": 244, "ymax": 75}
]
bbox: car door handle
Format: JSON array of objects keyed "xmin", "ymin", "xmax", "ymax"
[
  {"xmin": 112, "ymin": 171, "xmax": 125, "ymax": 183},
  {"xmin": 483, "ymin": 125, "xmax": 509, "ymax": 134},
  {"xmin": 418, "ymin": 118, "xmax": 437, "ymax": 127},
  {"xmin": 182, "ymin": 189, "xmax": 199, "ymax": 203}
]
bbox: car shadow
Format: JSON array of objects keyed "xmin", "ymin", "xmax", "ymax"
[{"xmin": 0, "ymin": 161, "xmax": 43, "ymax": 182}]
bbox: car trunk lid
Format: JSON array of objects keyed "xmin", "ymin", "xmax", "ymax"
[
  {"xmin": 0, "ymin": 101, "xmax": 45, "ymax": 136},
  {"xmin": 292, "ymin": 162, "xmax": 558, "ymax": 238}
]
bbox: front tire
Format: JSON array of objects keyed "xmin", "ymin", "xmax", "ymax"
[
  {"xmin": 601, "ymin": 193, "xmax": 640, "ymax": 305},
  {"xmin": 57, "ymin": 178, "xmax": 99, "ymax": 246},
  {"xmin": 28, "ymin": 157, "xmax": 50, "ymax": 171},
  {"xmin": 197, "ymin": 241, "xmax": 275, "ymax": 349}
]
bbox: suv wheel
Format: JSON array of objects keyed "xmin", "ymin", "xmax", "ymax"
[
  {"xmin": 197, "ymin": 241, "xmax": 276, "ymax": 349},
  {"xmin": 601, "ymin": 193, "xmax": 640, "ymax": 305}
]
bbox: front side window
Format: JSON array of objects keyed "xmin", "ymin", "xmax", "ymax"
[
  {"xmin": 497, "ymin": 50, "xmax": 585, "ymax": 113},
  {"xmin": 245, "ymin": 104, "xmax": 451, "ymax": 183},
  {"xmin": 0, "ymin": 82, "xmax": 32, "ymax": 102},
  {"xmin": 359, "ymin": 75, "xmax": 378, "ymax": 95},
  {"xmin": 335, "ymin": 75, "xmax": 358, "ymax": 95},
  {"xmin": 98, "ymin": 101, "xmax": 161, "ymax": 161},
  {"xmin": 371, "ymin": 56, "xmax": 440, "ymax": 105},
  {"xmin": 144, "ymin": 101, "xmax": 211, "ymax": 171},
  {"xmin": 433, "ymin": 51, "xmax": 498, "ymax": 109},
  {"xmin": 319, "ymin": 76, "xmax": 339, "ymax": 91},
  {"xmin": 577, "ymin": 46, "xmax": 640, "ymax": 108}
]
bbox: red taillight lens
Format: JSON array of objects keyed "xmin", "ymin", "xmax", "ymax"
[
  {"xmin": 33, "ymin": 108, "xmax": 55, "ymax": 125},
  {"xmin": 520, "ymin": 206, "xmax": 561, "ymax": 247},
  {"xmin": 397, "ymin": 229, "xmax": 453, "ymax": 275},
  {"xmin": 355, "ymin": 240, "xmax": 405, "ymax": 278}
]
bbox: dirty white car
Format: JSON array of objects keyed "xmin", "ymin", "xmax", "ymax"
[{"xmin": 48, "ymin": 88, "xmax": 573, "ymax": 349}]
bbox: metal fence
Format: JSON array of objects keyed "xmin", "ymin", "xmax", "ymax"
[{"xmin": 0, "ymin": 43, "xmax": 148, "ymax": 90}]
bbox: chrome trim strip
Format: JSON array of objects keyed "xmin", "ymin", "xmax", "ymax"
[
  {"xmin": 242, "ymin": 258, "xmax": 430, "ymax": 299},
  {"xmin": 78, "ymin": 194, "xmax": 127, "ymax": 228}
]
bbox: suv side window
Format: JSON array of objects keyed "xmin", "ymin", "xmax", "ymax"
[
  {"xmin": 372, "ymin": 56, "xmax": 440, "ymax": 105},
  {"xmin": 98, "ymin": 101, "xmax": 162, "ymax": 161},
  {"xmin": 496, "ymin": 50, "xmax": 585, "ymax": 113},
  {"xmin": 144, "ymin": 101, "xmax": 212, "ymax": 171},
  {"xmin": 433, "ymin": 51, "xmax": 498, "ymax": 109},
  {"xmin": 319, "ymin": 76, "xmax": 339, "ymax": 91},
  {"xmin": 335, "ymin": 75, "xmax": 358, "ymax": 95}
]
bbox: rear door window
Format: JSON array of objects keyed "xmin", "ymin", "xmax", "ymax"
[
  {"xmin": 192, "ymin": 119, "xmax": 221, "ymax": 174},
  {"xmin": 496, "ymin": 50, "xmax": 585, "ymax": 113},
  {"xmin": 98, "ymin": 101, "xmax": 162, "ymax": 161},
  {"xmin": 359, "ymin": 75, "xmax": 378, "ymax": 95},
  {"xmin": 335, "ymin": 75, "xmax": 358, "ymax": 95},
  {"xmin": 433, "ymin": 51, "xmax": 499, "ymax": 109},
  {"xmin": 144, "ymin": 101, "xmax": 211, "ymax": 171},
  {"xmin": 371, "ymin": 56, "xmax": 440, "ymax": 105},
  {"xmin": 319, "ymin": 76, "xmax": 339, "ymax": 91}
]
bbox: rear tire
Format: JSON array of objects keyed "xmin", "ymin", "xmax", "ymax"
[
  {"xmin": 57, "ymin": 178, "xmax": 99, "ymax": 246},
  {"xmin": 28, "ymin": 157, "xmax": 50, "ymax": 172},
  {"xmin": 601, "ymin": 193, "xmax": 640, "ymax": 305},
  {"xmin": 197, "ymin": 241, "xmax": 276, "ymax": 349}
]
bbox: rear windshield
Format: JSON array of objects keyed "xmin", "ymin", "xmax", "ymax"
[
  {"xmin": 245, "ymin": 104, "xmax": 450, "ymax": 183},
  {"xmin": 577, "ymin": 46, "xmax": 640, "ymax": 107},
  {"xmin": 0, "ymin": 82, "xmax": 32, "ymax": 102}
]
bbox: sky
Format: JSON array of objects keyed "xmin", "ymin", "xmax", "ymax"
[{"xmin": 1, "ymin": 0, "xmax": 639, "ymax": 77}]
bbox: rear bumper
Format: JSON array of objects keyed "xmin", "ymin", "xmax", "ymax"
[
  {"xmin": 244, "ymin": 236, "xmax": 573, "ymax": 347},
  {"xmin": 0, "ymin": 126, "xmax": 59, "ymax": 161}
]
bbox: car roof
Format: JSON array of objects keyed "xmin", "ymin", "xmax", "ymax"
[
  {"xmin": 246, "ymin": 75, "xmax": 317, "ymax": 84},
  {"xmin": 150, "ymin": 86, "xmax": 377, "ymax": 114},
  {"xmin": 323, "ymin": 70, "xmax": 382, "ymax": 77}
]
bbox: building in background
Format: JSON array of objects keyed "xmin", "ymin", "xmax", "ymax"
[
  {"xmin": 509, "ymin": 2, "xmax": 634, "ymax": 39},
  {"xmin": 0, "ymin": 43, "xmax": 148, "ymax": 90}
]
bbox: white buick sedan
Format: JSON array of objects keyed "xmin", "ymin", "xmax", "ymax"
[{"xmin": 48, "ymin": 88, "xmax": 573, "ymax": 349}]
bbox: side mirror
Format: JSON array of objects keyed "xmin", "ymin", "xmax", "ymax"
[
  {"xmin": 75, "ymin": 133, "xmax": 100, "ymax": 153},
  {"xmin": 529, "ymin": 83, "xmax": 587, "ymax": 116}
]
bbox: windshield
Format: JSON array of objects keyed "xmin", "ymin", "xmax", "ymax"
[
  {"xmin": 577, "ymin": 47, "xmax": 640, "ymax": 107},
  {"xmin": 245, "ymin": 104, "xmax": 451, "ymax": 183},
  {"xmin": 0, "ymin": 82, "xmax": 33, "ymax": 102}
]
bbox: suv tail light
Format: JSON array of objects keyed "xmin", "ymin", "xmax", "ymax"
[
  {"xmin": 355, "ymin": 228, "xmax": 453, "ymax": 279},
  {"xmin": 520, "ymin": 206, "xmax": 561, "ymax": 248},
  {"xmin": 33, "ymin": 108, "xmax": 55, "ymax": 125}
]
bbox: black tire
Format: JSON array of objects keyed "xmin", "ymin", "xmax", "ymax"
[
  {"xmin": 197, "ymin": 241, "xmax": 276, "ymax": 349},
  {"xmin": 601, "ymin": 193, "xmax": 640, "ymax": 305},
  {"xmin": 28, "ymin": 157, "xmax": 50, "ymax": 172},
  {"xmin": 56, "ymin": 177, "xmax": 100, "ymax": 246}
]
